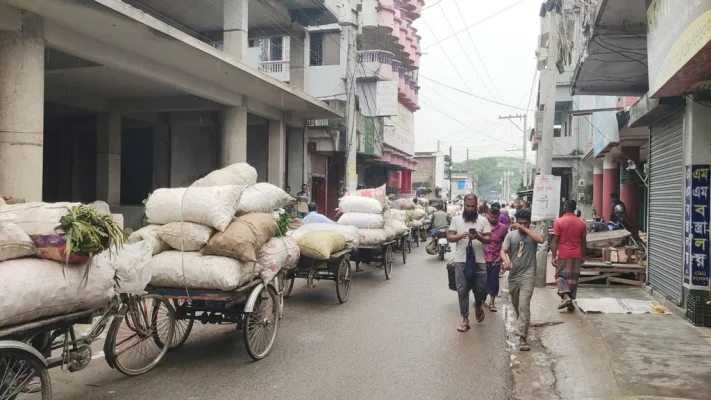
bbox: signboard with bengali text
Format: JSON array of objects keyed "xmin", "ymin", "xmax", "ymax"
[
  {"xmin": 684, "ymin": 165, "xmax": 710, "ymax": 289},
  {"xmin": 532, "ymin": 175, "xmax": 562, "ymax": 222}
]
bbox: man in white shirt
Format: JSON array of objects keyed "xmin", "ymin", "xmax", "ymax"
[{"xmin": 448, "ymin": 193, "xmax": 492, "ymax": 332}]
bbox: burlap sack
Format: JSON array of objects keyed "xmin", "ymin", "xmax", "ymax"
[{"xmin": 202, "ymin": 213, "xmax": 278, "ymax": 262}]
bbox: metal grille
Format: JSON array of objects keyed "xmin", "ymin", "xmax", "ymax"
[
  {"xmin": 648, "ymin": 111, "xmax": 684, "ymax": 305},
  {"xmin": 309, "ymin": 32, "xmax": 323, "ymax": 66},
  {"xmin": 311, "ymin": 154, "xmax": 327, "ymax": 178}
]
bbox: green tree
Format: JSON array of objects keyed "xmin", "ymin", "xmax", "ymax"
[{"xmin": 453, "ymin": 157, "xmax": 534, "ymax": 200}]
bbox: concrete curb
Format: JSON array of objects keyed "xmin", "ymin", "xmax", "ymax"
[{"xmin": 642, "ymin": 284, "xmax": 688, "ymax": 320}]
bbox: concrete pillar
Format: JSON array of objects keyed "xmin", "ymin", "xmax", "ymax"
[
  {"xmin": 153, "ymin": 122, "xmax": 171, "ymax": 189},
  {"xmin": 287, "ymin": 127, "xmax": 305, "ymax": 191},
  {"xmin": 619, "ymin": 147, "xmax": 639, "ymax": 237},
  {"xmin": 220, "ymin": 106, "xmax": 248, "ymax": 165},
  {"xmin": 268, "ymin": 118, "xmax": 286, "ymax": 187},
  {"xmin": 602, "ymin": 153, "xmax": 619, "ymax": 222},
  {"xmin": 96, "ymin": 112, "xmax": 122, "ymax": 204},
  {"xmin": 0, "ymin": 13, "xmax": 44, "ymax": 201},
  {"xmin": 592, "ymin": 162, "xmax": 603, "ymax": 219},
  {"xmin": 223, "ymin": 0, "xmax": 248, "ymax": 60},
  {"xmin": 289, "ymin": 30, "xmax": 309, "ymax": 91}
]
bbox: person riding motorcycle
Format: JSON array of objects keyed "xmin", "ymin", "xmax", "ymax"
[{"xmin": 426, "ymin": 205, "xmax": 451, "ymax": 255}]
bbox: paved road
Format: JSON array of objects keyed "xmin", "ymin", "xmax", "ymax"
[{"xmin": 49, "ymin": 244, "xmax": 510, "ymax": 400}]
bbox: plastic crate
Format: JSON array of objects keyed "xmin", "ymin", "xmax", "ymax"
[{"xmin": 686, "ymin": 296, "xmax": 711, "ymax": 327}]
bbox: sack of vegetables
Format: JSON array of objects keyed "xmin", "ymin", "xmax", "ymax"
[{"xmin": 31, "ymin": 204, "xmax": 124, "ymax": 281}]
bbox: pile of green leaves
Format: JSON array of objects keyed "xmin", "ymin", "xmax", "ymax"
[
  {"xmin": 405, "ymin": 213, "xmax": 413, "ymax": 224},
  {"xmin": 277, "ymin": 212, "xmax": 291, "ymax": 235},
  {"xmin": 56, "ymin": 205, "xmax": 125, "ymax": 282}
]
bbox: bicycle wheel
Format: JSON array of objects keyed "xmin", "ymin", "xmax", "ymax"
[
  {"xmin": 105, "ymin": 294, "xmax": 175, "ymax": 376},
  {"xmin": 401, "ymin": 239, "xmax": 407, "ymax": 264},
  {"xmin": 335, "ymin": 256, "xmax": 351, "ymax": 304},
  {"xmin": 383, "ymin": 245, "xmax": 393, "ymax": 280},
  {"xmin": 243, "ymin": 285, "xmax": 280, "ymax": 361},
  {"xmin": 0, "ymin": 348, "xmax": 51, "ymax": 400},
  {"xmin": 283, "ymin": 275, "xmax": 295, "ymax": 299},
  {"xmin": 151, "ymin": 299, "xmax": 193, "ymax": 351}
]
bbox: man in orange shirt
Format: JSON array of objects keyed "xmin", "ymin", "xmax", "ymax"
[{"xmin": 551, "ymin": 200, "xmax": 587, "ymax": 311}]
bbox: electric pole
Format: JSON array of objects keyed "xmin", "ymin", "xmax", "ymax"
[
  {"xmin": 342, "ymin": 0, "xmax": 358, "ymax": 191},
  {"xmin": 539, "ymin": 7, "xmax": 560, "ymax": 176},
  {"xmin": 466, "ymin": 148, "xmax": 470, "ymax": 193},
  {"xmin": 449, "ymin": 146, "xmax": 453, "ymax": 201},
  {"xmin": 499, "ymin": 114, "xmax": 529, "ymax": 187}
]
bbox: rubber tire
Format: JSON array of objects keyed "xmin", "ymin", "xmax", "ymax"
[
  {"xmin": 383, "ymin": 245, "xmax": 393, "ymax": 280},
  {"xmin": 414, "ymin": 231, "xmax": 420, "ymax": 247},
  {"xmin": 283, "ymin": 275, "xmax": 295, "ymax": 298},
  {"xmin": 401, "ymin": 240, "xmax": 407, "ymax": 264},
  {"xmin": 105, "ymin": 294, "xmax": 175, "ymax": 377},
  {"xmin": 335, "ymin": 256, "xmax": 351, "ymax": 304},
  {"xmin": 243, "ymin": 285, "xmax": 280, "ymax": 361},
  {"xmin": 0, "ymin": 348, "xmax": 51, "ymax": 400},
  {"xmin": 168, "ymin": 300, "xmax": 194, "ymax": 350},
  {"xmin": 407, "ymin": 237, "xmax": 412, "ymax": 254},
  {"xmin": 439, "ymin": 246, "xmax": 445, "ymax": 261}
]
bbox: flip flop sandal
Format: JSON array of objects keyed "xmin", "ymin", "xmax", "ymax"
[
  {"xmin": 557, "ymin": 300, "xmax": 573, "ymax": 309},
  {"xmin": 457, "ymin": 324, "xmax": 471, "ymax": 332},
  {"xmin": 489, "ymin": 305, "xmax": 498, "ymax": 312},
  {"xmin": 519, "ymin": 343, "xmax": 531, "ymax": 351},
  {"xmin": 475, "ymin": 308, "xmax": 485, "ymax": 323}
]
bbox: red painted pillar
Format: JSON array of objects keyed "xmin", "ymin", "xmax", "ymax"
[
  {"xmin": 593, "ymin": 162, "xmax": 603, "ymax": 220},
  {"xmin": 602, "ymin": 154, "xmax": 619, "ymax": 222},
  {"xmin": 619, "ymin": 147, "xmax": 639, "ymax": 237}
]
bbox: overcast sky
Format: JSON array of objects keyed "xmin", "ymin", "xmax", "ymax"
[{"xmin": 413, "ymin": 0, "xmax": 541, "ymax": 163}]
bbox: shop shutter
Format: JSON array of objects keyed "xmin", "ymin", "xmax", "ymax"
[
  {"xmin": 311, "ymin": 154, "xmax": 327, "ymax": 178},
  {"xmin": 647, "ymin": 111, "xmax": 684, "ymax": 305}
]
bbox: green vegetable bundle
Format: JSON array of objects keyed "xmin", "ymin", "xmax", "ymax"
[{"xmin": 55, "ymin": 205, "xmax": 124, "ymax": 282}]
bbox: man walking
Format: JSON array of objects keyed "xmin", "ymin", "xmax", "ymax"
[
  {"xmin": 551, "ymin": 200, "xmax": 587, "ymax": 310},
  {"xmin": 448, "ymin": 194, "xmax": 492, "ymax": 332},
  {"xmin": 484, "ymin": 205, "xmax": 508, "ymax": 310},
  {"xmin": 501, "ymin": 208, "xmax": 544, "ymax": 351},
  {"xmin": 296, "ymin": 184, "xmax": 310, "ymax": 218}
]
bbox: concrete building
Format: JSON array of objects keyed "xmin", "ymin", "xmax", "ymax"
[
  {"xmin": 558, "ymin": 0, "xmax": 711, "ymax": 310},
  {"xmin": 412, "ymin": 151, "xmax": 444, "ymax": 198},
  {"xmin": 0, "ymin": 0, "xmax": 343, "ymax": 228}
]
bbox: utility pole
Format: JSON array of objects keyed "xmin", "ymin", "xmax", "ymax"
[
  {"xmin": 539, "ymin": 7, "xmax": 560, "ymax": 176},
  {"xmin": 466, "ymin": 148, "xmax": 470, "ymax": 193},
  {"xmin": 341, "ymin": 0, "xmax": 358, "ymax": 191},
  {"xmin": 449, "ymin": 146, "xmax": 453, "ymax": 201},
  {"xmin": 437, "ymin": 139, "xmax": 440, "ymax": 152},
  {"xmin": 499, "ymin": 114, "xmax": 529, "ymax": 187}
]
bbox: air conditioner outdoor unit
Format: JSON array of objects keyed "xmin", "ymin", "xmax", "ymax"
[{"xmin": 578, "ymin": 179, "xmax": 585, "ymax": 187}]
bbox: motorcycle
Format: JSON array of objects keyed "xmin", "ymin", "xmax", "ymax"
[{"xmin": 432, "ymin": 228, "xmax": 450, "ymax": 261}]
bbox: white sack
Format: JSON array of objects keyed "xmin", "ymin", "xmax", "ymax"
[
  {"xmin": 146, "ymin": 185, "xmax": 244, "ymax": 231},
  {"xmin": 358, "ymin": 229, "xmax": 388, "ymax": 245},
  {"xmin": 150, "ymin": 251, "xmax": 262, "ymax": 291},
  {"xmin": 338, "ymin": 212, "xmax": 384, "ymax": 229},
  {"xmin": 410, "ymin": 220, "xmax": 423, "ymax": 228},
  {"xmin": 101, "ymin": 241, "xmax": 153, "ymax": 295},
  {"xmin": 387, "ymin": 220, "xmax": 409, "ymax": 236},
  {"xmin": 236, "ymin": 183, "xmax": 293, "ymax": 214},
  {"xmin": 291, "ymin": 223, "xmax": 360, "ymax": 249},
  {"xmin": 0, "ymin": 222, "xmax": 36, "ymax": 262},
  {"xmin": 128, "ymin": 225, "xmax": 171, "ymax": 255},
  {"xmin": 410, "ymin": 209, "xmax": 427, "ymax": 219},
  {"xmin": 384, "ymin": 226, "xmax": 396, "ymax": 241},
  {"xmin": 191, "ymin": 163, "xmax": 258, "ymax": 188},
  {"xmin": 427, "ymin": 206, "xmax": 437, "ymax": 215},
  {"xmin": 258, "ymin": 236, "xmax": 299, "ymax": 283},
  {"xmin": 388, "ymin": 209, "xmax": 408, "ymax": 222},
  {"xmin": 158, "ymin": 222, "xmax": 215, "ymax": 251},
  {"xmin": 338, "ymin": 196, "xmax": 383, "ymax": 214},
  {"xmin": 0, "ymin": 257, "xmax": 114, "ymax": 328},
  {"xmin": 390, "ymin": 199, "xmax": 404, "ymax": 210},
  {"xmin": 0, "ymin": 202, "xmax": 79, "ymax": 235}
]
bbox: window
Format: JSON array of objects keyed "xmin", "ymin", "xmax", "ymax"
[{"xmin": 310, "ymin": 32, "xmax": 324, "ymax": 66}]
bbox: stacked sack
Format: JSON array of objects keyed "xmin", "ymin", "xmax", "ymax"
[
  {"xmin": 138, "ymin": 163, "xmax": 299, "ymax": 292},
  {"xmin": 338, "ymin": 185, "xmax": 397, "ymax": 246},
  {"xmin": 0, "ymin": 202, "xmax": 150, "ymax": 329}
]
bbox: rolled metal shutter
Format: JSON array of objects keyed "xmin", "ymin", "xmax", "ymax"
[
  {"xmin": 311, "ymin": 154, "xmax": 327, "ymax": 178},
  {"xmin": 647, "ymin": 111, "xmax": 684, "ymax": 305}
]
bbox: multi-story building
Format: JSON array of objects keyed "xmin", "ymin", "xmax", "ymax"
[
  {"xmin": 0, "ymin": 0, "xmax": 343, "ymax": 228},
  {"xmin": 412, "ymin": 151, "xmax": 445, "ymax": 199},
  {"xmin": 551, "ymin": 0, "xmax": 711, "ymax": 309}
]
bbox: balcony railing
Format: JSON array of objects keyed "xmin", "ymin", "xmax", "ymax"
[
  {"xmin": 357, "ymin": 50, "xmax": 394, "ymax": 64},
  {"xmin": 259, "ymin": 60, "xmax": 290, "ymax": 81}
]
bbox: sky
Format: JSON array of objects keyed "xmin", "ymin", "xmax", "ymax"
[{"xmin": 413, "ymin": 0, "xmax": 541, "ymax": 164}]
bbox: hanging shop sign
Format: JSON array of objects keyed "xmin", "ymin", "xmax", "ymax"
[
  {"xmin": 388, "ymin": 170, "xmax": 402, "ymax": 188},
  {"xmin": 363, "ymin": 117, "xmax": 377, "ymax": 155},
  {"xmin": 647, "ymin": 0, "xmax": 711, "ymax": 97},
  {"xmin": 684, "ymin": 165, "xmax": 711, "ymax": 289},
  {"xmin": 532, "ymin": 175, "xmax": 561, "ymax": 222}
]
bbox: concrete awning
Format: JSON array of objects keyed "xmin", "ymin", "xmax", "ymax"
[
  {"xmin": 572, "ymin": 0, "xmax": 649, "ymax": 96},
  {"xmin": 628, "ymin": 94, "xmax": 686, "ymax": 128},
  {"xmin": 1, "ymin": 0, "xmax": 342, "ymax": 119}
]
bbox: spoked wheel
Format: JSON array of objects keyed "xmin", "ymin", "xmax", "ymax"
[
  {"xmin": 401, "ymin": 238, "xmax": 407, "ymax": 264},
  {"xmin": 151, "ymin": 299, "xmax": 193, "ymax": 351},
  {"xmin": 0, "ymin": 348, "xmax": 51, "ymax": 400},
  {"xmin": 283, "ymin": 274, "xmax": 295, "ymax": 299},
  {"xmin": 414, "ymin": 231, "xmax": 420, "ymax": 247},
  {"xmin": 407, "ymin": 237, "xmax": 412, "ymax": 254},
  {"xmin": 105, "ymin": 294, "xmax": 175, "ymax": 376},
  {"xmin": 335, "ymin": 256, "xmax": 351, "ymax": 304},
  {"xmin": 243, "ymin": 285, "xmax": 280, "ymax": 361},
  {"xmin": 382, "ymin": 245, "xmax": 393, "ymax": 280}
]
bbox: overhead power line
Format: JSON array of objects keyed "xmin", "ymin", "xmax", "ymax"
[{"xmin": 419, "ymin": 75, "xmax": 534, "ymax": 111}]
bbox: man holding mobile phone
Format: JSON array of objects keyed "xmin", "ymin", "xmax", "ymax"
[{"xmin": 448, "ymin": 193, "xmax": 492, "ymax": 332}]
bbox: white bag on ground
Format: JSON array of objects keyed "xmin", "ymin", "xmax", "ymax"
[
  {"xmin": 359, "ymin": 229, "xmax": 388, "ymax": 245},
  {"xmin": 338, "ymin": 196, "xmax": 383, "ymax": 214},
  {"xmin": 101, "ymin": 241, "xmax": 153, "ymax": 295},
  {"xmin": 158, "ymin": 222, "xmax": 215, "ymax": 251},
  {"xmin": 191, "ymin": 163, "xmax": 258, "ymax": 188},
  {"xmin": 236, "ymin": 183, "xmax": 293, "ymax": 214},
  {"xmin": 291, "ymin": 223, "xmax": 361, "ymax": 249},
  {"xmin": 0, "ymin": 222, "xmax": 36, "ymax": 262},
  {"xmin": 338, "ymin": 212, "xmax": 384, "ymax": 229},
  {"xmin": 146, "ymin": 185, "xmax": 244, "ymax": 231},
  {"xmin": 0, "ymin": 257, "xmax": 114, "ymax": 329},
  {"xmin": 128, "ymin": 225, "xmax": 171, "ymax": 255},
  {"xmin": 258, "ymin": 236, "xmax": 299, "ymax": 283},
  {"xmin": 150, "ymin": 251, "xmax": 262, "ymax": 291},
  {"xmin": 0, "ymin": 202, "xmax": 79, "ymax": 235}
]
